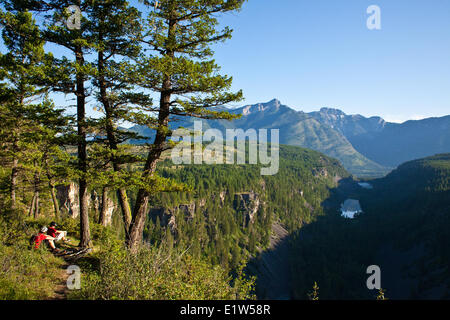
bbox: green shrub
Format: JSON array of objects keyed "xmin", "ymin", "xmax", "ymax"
[
  {"xmin": 0, "ymin": 243, "xmax": 65, "ymax": 299},
  {"xmin": 70, "ymin": 240, "xmax": 255, "ymax": 300}
]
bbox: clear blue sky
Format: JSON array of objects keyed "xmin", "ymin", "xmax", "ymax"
[
  {"xmin": 212, "ymin": 0, "xmax": 450, "ymax": 122},
  {"xmin": 2, "ymin": 0, "xmax": 450, "ymax": 123}
]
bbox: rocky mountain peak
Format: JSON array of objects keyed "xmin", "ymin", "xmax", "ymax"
[
  {"xmin": 241, "ymin": 99, "xmax": 282, "ymax": 115},
  {"xmin": 319, "ymin": 107, "xmax": 347, "ymax": 117}
]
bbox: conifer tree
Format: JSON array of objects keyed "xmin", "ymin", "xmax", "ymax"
[
  {"xmin": 40, "ymin": 0, "xmax": 94, "ymax": 247},
  {"xmin": 86, "ymin": 0, "xmax": 147, "ymax": 236},
  {"xmin": 126, "ymin": 0, "xmax": 246, "ymax": 252},
  {"xmin": 0, "ymin": 9, "xmax": 59, "ymax": 213}
]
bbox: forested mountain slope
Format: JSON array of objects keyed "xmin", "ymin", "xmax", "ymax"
[
  {"xmin": 289, "ymin": 154, "xmax": 450, "ymax": 299},
  {"xmin": 140, "ymin": 145, "xmax": 350, "ymax": 272}
]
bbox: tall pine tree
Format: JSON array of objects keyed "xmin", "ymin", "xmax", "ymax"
[
  {"xmin": 41, "ymin": 0, "xmax": 94, "ymax": 247},
  {"xmin": 0, "ymin": 8, "xmax": 58, "ymax": 213},
  {"xmin": 126, "ymin": 0, "xmax": 246, "ymax": 252}
]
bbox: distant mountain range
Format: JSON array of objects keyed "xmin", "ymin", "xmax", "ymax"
[{"xmin": 129, "ymin": 99, "xmax": 450, "ymax": 177}]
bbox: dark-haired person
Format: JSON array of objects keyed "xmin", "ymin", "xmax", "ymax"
[{"xmin": 47, "ymin": 222, "xmax": 70, "ymax": 243}]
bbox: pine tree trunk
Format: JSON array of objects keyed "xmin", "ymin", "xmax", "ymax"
[
  {"xmin": 76, "ymin": 44, "xmax": 91, "ymax": 248},
  {"xmin": 10, "ymin": 157, "xmax": 18, "ymax": 210},
  {"xmin": 126, "ymin": 189, "xmax": 151, "ymax": 252},
  {"xmin": 126, "ymin": 18, "xmax": 176, "ymax": 253},
  {"xmin": 33, "ymin": 191, "xmax": 39, "ymax": 218},
  {"xmin": 92, "ymin": 190, "xmax": 100, "ymax": 223},
  {"xmin": 97, "ymin": 49, "xmax": 132, "ymax": 235},
  {"xmin": 33, "ymin": 169, "xmax": 40, "ymax": 218},
  {"xmin": 99, "ymin": 187, "xmax": 108, "ymax": 226},
  {"xmin": 126, "ymin": 83, "xmax": 171, "ymax": 252},
  {"xmin": 46, "ymin": 162, "xmax": 59, "ymax": 219},
  {"xmin": 28, "ymin": 194, "xmax": 36, "ymax": 217},
  {"xmin": 117, "ymin": 188, "xmax": 131, "ymax": 231},
  {"xmin": 79, "ymin": 181, "xmax": 90, "ymax": 247},
  {"xmin": 50, "ymin": 183, "xmax": 59, "ymax": 220}
]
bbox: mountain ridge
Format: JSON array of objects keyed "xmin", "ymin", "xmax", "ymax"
[{"xmin": 128, "ymin": 99, "xmax": 450, "ymax": 177}]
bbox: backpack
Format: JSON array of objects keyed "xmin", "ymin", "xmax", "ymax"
[{"xmin": 29, "ymin": 234, "xmax": 38, "ymax": 248}]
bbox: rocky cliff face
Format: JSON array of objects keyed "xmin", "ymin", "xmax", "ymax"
[
  {"xmin": 149, "ymin": 207, "xmax": 171, "ymax": 227},
  {"xmin": 56, "ymin": 181, "xmax": 264, "ymax": 232},
  {"xmin": 149, "ymin": 202, "xmax": 200, "ymax": 234},
  {"xmin": 101, "ymin": 196, "xmax": 116, "ymax": 226},
  {"xmin": 56, "ymin": 184, "xmax": 115, "ymax": 226},
  {"xmin": 149, "ymin": 191, "xmax": 263, "ymax": 233},
  {"xmin": 309, "ymin": 107, "xmax": 386, "ymax": 139},
  {"xmin": 234, "ymin": 192, "xmax": 261, "ymax": 228},
  {"xmin": 178, "ymin": 203, "xmax": 196, "ymax": 221},
  {"xmin": 56, "ymin": 183, "xmax": 80, "ymax": 219}
]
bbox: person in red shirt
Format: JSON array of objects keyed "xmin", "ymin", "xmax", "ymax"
[
  {"xmin": 34, "ymin": 227, "xmax": 58, "ymax": 251},
  {"xmin": 47, "ymin": 222, "xmax": 69, "ymax": 243}
]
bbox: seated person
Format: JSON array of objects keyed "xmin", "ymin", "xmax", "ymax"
[
  {"xmin": 47, "ymin": 222, "xmax": 69, "ymax": 242},
  {"xmin": 34, "ymin": 226, "xmax": 60, "ymax": 252}
]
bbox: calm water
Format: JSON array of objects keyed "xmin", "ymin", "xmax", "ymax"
[
  {"xmin": 358, "ymin": 182, "xmax": 373, "ymax": 189},
  {"xmin": 341, "ymin": 199, "xmax": 363, "ymax": 219}
]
